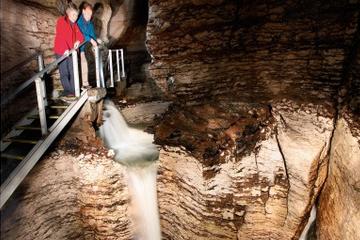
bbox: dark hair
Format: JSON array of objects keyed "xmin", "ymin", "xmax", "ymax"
[{"xmin": 80, "ymin": 1, "xmax": 93, "ymax": 11}]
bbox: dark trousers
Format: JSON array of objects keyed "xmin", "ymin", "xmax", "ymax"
[{"xmin": 56, "ymin": 54, "xmax": 75, "ymax": 95}]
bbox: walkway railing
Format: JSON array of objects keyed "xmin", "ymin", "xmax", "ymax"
[
  {"xmin": 1, "ymin": 42, "xmax": 127, "ymax": 209},
  {"xmin": 0, "ymin": 42, "xmax": 89, "ymax": 209},
  {"xmin": 1, "ymin": 43, "xmax": 88, "ymax": 135},
  {"xmin": 94, "ymin": 46, "xmax": 126, "ymax": 89}
]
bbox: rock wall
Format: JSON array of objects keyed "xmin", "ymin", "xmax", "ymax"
[
  {"xmin": 0, "ymin": 146, "xmax": 133, "ymax": 240},
  {"xmin": 146, "ymin": 0, "xmax": 359, "ymax": 104},
  {"xmin": 154, "ymin": 100, "xmax": 335, "ymax": 239},
  {"xmin": 317, "ymin": 114, "xmax": 360, "ymax": 240}
]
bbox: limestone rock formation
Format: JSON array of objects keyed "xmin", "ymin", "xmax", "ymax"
[
  {"xmin": 317, "ymin": 111, "xmax": 360, "ymax": 240},
  {"xmin": 154, "ymin": 100, "xmax": 335, "ymax": 239},
  {"xmin": 0, "ymin": 146, "xmax": 133, "ymax": 240},
  {"xmin": 121, "ymin": 101, "xmax": 171, "ymax": 126},
  {"xmin": 1, "ymin": 0, "xmax": 360, "ymax": 239},
  {"xmin": 146, "ymin": 0, "xmax": 358, "ymax": 104}
]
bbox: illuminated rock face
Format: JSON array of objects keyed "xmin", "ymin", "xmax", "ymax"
[
  {"xmin": 0, "ymin": 148, "xmax": 134, "ymax": 240},
  {"xmin": 154, "ymin": 100, "xmax": 335, "ymax": 239},
  {"xmin": 317, "ymin": 113, "xmax": 360, "ymax": 240}
]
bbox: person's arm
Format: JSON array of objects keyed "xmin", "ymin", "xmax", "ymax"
[
  {"xmin": 78, "ymin": 18, "xmax": 91, "ymax": 42},
  {"xmin": 55, "ymin": 18, "xmax": 71, "ymax": 54},
  {"xmin": 75, "ymin": 25, "xmax": 85, "ymax": 47},
  {"xmin": 89, "ymin": 22, "xmax": 97, "ymax": 41}
]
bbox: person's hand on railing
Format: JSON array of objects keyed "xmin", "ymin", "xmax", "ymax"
[
  {"xmin": 90, "ymin": 38, "xmax": 98, "ymax": 47},
  {"xmin": 74, "ymin": 41, "xmax": 80, "ymax": 49},
  {"xmin": 64, "ymin": 50, "xmax": 70, "ymax": 56}
]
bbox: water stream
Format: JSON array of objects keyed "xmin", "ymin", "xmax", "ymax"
[{"xmin": 99, "ymin": 100, "xmax": 161, "ymax": 240}]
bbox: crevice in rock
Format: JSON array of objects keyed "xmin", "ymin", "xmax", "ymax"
[{"xmin": 273, "ymin": 118, "xmax": 291, "ymax": 226}]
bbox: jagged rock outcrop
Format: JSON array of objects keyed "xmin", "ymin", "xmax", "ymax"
[
  {"xmin": 154, "ymin": 100, "xmax": 335, "ymax": 239},
  {"xmin": 317, "ymin": 111, "xmax": 360, "ymax": 240}
]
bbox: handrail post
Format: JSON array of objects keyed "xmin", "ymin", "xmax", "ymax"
[
  {"xmin": 37, "ymin": 54, "xmax": 44, "ymax": 70},
  {"xmin": 35, "ymin": 77, "xmax": 48, "ymax": 135},
  {"xmin": 94, "ymin": 46, "xmax": 101, "ymax": 88},
  {"xmin": 120, "ymin": 49, "xmax": 125, "ymax": 78},
  {"xmin": 71, "ymin": 50, "xmax": 80, "ymax": 97},
  {"xmin": 99, "ymin": 51, "xmax": 105, "ymax": 88},
  {"xmin": 116, "ymin": 50, "xmax": 120, "ymax": 84},
  {"xmin": 109, "ymin": 49, "xmax": 114, "ymax": 87},
  {"xmin": 37, "ymin": 55, "xmax": 48, "ymax": 106}
]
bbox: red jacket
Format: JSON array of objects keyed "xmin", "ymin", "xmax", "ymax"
[{"xmin": 54, "ymin": 16, "xmax": 84, "ymax": 55}]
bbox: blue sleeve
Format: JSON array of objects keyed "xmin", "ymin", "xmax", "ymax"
[
  {"xmin": 89, "ymin": 23, "xmax": 97, "ymax": 40},
  {"xmin": 77, "ymin": 18, "xmax": 93, "ymax": 42}
]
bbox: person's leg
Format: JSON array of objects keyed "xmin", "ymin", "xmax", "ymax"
[
  {"xmin": 80, "ymin": 52, "xmax": 89, "ymax": 87},
  {"xmin": 67, "ymin": 55, "xmax": 75, "ymax": 95},
  {"xmin": 57, "ymin": 55, "xmax": 71, "ymax": 95}
]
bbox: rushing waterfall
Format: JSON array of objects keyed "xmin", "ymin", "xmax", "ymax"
[{"xmin": 99, "ymin": 100, "xmax": 161, "ymax": 240}]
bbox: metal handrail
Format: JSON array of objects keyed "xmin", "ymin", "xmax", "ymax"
[
  {"xmin": 107, "ymin": 48, "xmax": 126, "ymax": 88},
  {"xmin": 1, "ymin": 42, "xmax": 86, "ymax": 107}
]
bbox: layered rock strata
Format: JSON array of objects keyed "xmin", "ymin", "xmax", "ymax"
[
  {"xmin": 147, "ymin": 0, "xmax": 359, "ymax": 104},
  {"xmin": 0, "ymin": 145, "xmax": 133, "ymax": 240},
  {"xmin": 155, "ymin": 100, "xmax": 335, "ymax": 239}
]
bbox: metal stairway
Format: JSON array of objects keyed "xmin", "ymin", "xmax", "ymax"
[
  {"xmin": 0, "ymin": 44, "xmax": 126, "ymax": 209},
  {"xmin": 0, "ymin": 45, "xmax": 88, "ymax": 209}
]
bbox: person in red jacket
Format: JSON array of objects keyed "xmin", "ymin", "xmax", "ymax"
[{"xmin": 54, "ymin": 2, "xmax": 84, "ymax": 97}]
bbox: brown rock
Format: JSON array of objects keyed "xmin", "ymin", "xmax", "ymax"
[
  {"xmin": 0, "ymin": 150, "xmax": 133, "ymax": 239},
  {"xmin": 317, "ymin": 116, "xmax": 360, "ymax": 240},
  {"xmin": 154, "ymin": 100, "xmax": 335, "ymax": 239}
]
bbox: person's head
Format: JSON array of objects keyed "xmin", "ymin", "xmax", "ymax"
[
  {"xmin": 81, "ymin": 2, "xmax": 93, "ymax": 21},
  {"xmin": 66, "ymin": 2, "xmax": 79, "ymax": 23}
]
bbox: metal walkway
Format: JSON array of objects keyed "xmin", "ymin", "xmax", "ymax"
[{"xmin": 0, "ymin": 44, "xmax": 126, "ymax": 209}]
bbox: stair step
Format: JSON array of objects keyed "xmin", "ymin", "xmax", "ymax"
[
  {"xmin": 28, "ymin": 114, "xmax": 60, "ymax": 120},
  {"xmin": 1, "ymin": 153, "xmax": 24, "ymax": 161},
  {"xmin": 3, "ymin": 138, "xmax": 38, "ymax": 144},
  {"xmin": 15, "ymin": 125, "xmax": 41, "ymax": 130},
  {"xmin": 51, "ymin": 96, "xmax": 77, "ymax": 101},
  {"xmin": 49, "ymin": 105, "xmax": 68, "ymax": 109}
]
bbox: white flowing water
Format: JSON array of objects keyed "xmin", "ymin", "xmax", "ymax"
[
  {"xmin": 299, "ymin": 205, "xmax": 316, "ymax": 240},
  {"xmin": 99, "ymin": 100, "xmax": 161, "ymax": 240}
]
